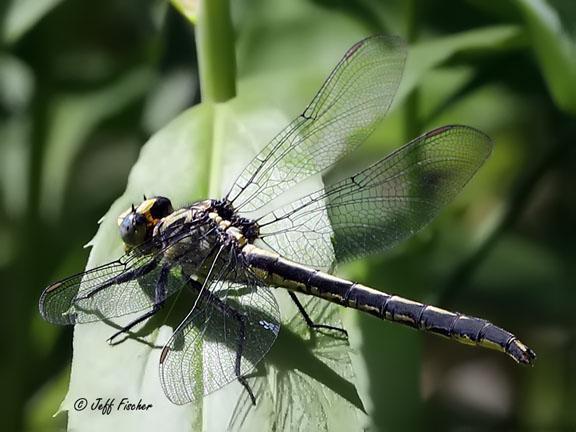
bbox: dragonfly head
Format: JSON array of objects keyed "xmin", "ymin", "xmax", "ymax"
[{"xmin": 117, "ymin": 196, "xmax": 174, "ymax": 248}]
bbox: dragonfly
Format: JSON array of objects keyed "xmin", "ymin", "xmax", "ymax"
[{"xmin": 39, "ymin": 35, "xmax": 536, "ymax": 406}]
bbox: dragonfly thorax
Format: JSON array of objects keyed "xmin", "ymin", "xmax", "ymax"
[
  {"xmin": 211, "ymin": 199, "xmax": 260, "ymax": 242},
  {"xmin": 149, "ymin": 199, "xmax": 259, "ymax": 275}
]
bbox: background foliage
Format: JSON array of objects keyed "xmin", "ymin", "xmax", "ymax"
[{"xmin": 1, "ymin": 0, "xmax": 575, "ymax": 430}]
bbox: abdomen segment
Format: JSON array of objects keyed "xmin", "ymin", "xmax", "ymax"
[{"xmin": 243, "ymin": 244, "xmax": 536, "ymax": 365}]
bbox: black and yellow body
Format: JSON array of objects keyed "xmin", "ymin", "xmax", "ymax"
[
  {"xmin": 39, "ymin": 35, "xmax": 537, "ymax": 406},
  {"xmin": 242, "ymin": 244, "xmax": 535, "ymax": 364},
  {"xmin": 40, "ymin": 182, "xmax": 537, "ymax": 407},
  {"xmin": 118, "ymin": 196, "xmax": 535, "ymax": 365},
  {"xmin": 111, "ymin": 195, "xmax": 535, "ymax": 367}
]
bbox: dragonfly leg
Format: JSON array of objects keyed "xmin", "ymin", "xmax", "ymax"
[
  {"xmin": 107, "ymin": 264, "xmax": 169, "ymax": 345},
  {"xmin": 183, "ymin": 279, "xmax": 257, "ymax": 404},
  {"xmin": 289, "ymin": 292, "xmax": 348, "ymax": 337},
  {"xmin": 217, "ymin": 304, "xmax": 256, "ymax": 404},
  {"xmin": 234, "ymin": 314, "xmax": 257, "ymax": 405}
]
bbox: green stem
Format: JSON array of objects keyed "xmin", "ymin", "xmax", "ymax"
[
  {"xmin": 196, "ymin": 0, "xmax": 236, "ymax": 103},
  {"xmin": 195, "ymin": 0, "xmax": 236, "ymax": 196}
]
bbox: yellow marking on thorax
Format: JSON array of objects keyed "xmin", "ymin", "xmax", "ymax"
[
  {"xmin": 208, "ymin": 212, "xmax": 249, "ymax": 246},
  {"xmin": 208, "ymin": 212, "xmax": 233, "ymax": 231},
  {"xmin": 226, "ymin": 226, "xmax": 247, "ymax": 247},
  {"xmin": 161, "ymin": 208, "xmax": 189, "ymax": 228},
  {"xmin": 208, "ymin": 212, "xmax": 222, "ymax": 223}
]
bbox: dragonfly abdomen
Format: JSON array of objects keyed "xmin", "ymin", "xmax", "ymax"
[
  {"xmin": 243, "ymin": 244, "xmax": 535, "ymax": 365},
  {"xmin": 345, "ymin": 285, "xmax": 535, "ymax": 364}
]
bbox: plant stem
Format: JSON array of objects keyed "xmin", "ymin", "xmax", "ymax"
[
  {"xmin": 196, "ymin": 0, "xmax": 236, "ymax": 103},
  {"xmin": 195, "ymin": 0, "xmax": 236, "ymax": 196}
]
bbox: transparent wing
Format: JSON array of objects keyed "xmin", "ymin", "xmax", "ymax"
[
  {"xmin": 225, "ymin": 35, "xmax": 406, "ymax": 213},
  {"xmin": 159, "ymin": 264, "xmax": 280, "ymax": 405},
  {"xmin": 39, "ymin": 253, "xmax": 161, "ymax": 325},
  {"xmin": 227, "ymin": 296, "xmax": 360, "ymax": 432},
  {"xmin": 71, "ymin": 264, "xmax": 189, "ymax": 325},
  {"xmin": 257, "ymin": 125, "xmax": 493, "ymax": 269},
  {"xmin": 39, "ymin": 228, "xmax": 198, "ymax": 325}
]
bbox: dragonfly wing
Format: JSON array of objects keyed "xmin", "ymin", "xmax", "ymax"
[
  {"xmin": 226, "ymin": 35, "xmax": 406, "ymax": 213},
  {"xmin": 40, "ymin": 254, "xmax": 157, "ymax": 325},
  {"xmin": 72, "ymin": 263, "xmax": 188, "ymax": 324},
  {"xmin": 40, "ymin": 218, "xmax": 263, "ymax": 328},
  {"xmin": 226, "ymin": 296, "xmax": 360, "ymax": 431},
  {"xmin": 258, "ymin": 125, "xmax": 493, "ymax": 268},
  {"xmin": 159, "ymin": 267, "xmax": 280, "ymax": 405},
  {"xmin": 40, "ymin": 232, "xmax": 193, "ymax": 325}
]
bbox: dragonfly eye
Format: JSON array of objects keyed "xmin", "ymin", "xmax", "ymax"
[
  {"xmin": 119, "ymin": 212, "xmax": 149, "ymax": 247},
  {"xmin": 148, "ymin": 196, "xmax": 173, "ymax": 219}
]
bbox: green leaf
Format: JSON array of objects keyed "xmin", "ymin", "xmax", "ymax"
[
  {"xmin": 396, "ymin": 25, "xmax": 524, "ymax": 106},
  {"xmin": 64, "ymin": 88, "xmax": 365, "ymax": 429},
  {"xmin": 61, "ymin": 8, "xmax": 501, "ymax": 427},
  {"xmin": 0, "ymin": 116, "xmax": 31, "ymax": 220},
  {"xmin": 515, "ymin": 0, "xmax": 576, "ymax": 115},
  {"xmin": 1, "ymin": 0, "xmax": 64, "ymax": 45},
  {"xmin": 24, "ymin": 366, "xmax": 69, "ymax": 432},
  {"xmin": 39, "ymin": 68, "xmax": 153, "ymax": 222},
  {"xmin": 62, "ymin": 22, "xmax": 527, "ymax": 431},
  {"xmin": 220, "ymin": 293, "xmax": 366, "ymax": 431},
  {"xmin": 0, "ymin": 55, "xmax": 34, "ymax": 219},
  {"xmin": 170, "ymin": 0, "xmax": 199, "ymax": 25},
  {"xmin": 0, "ymin": 54, "xmax": 34, "ymax": 113},
  {"xmin": 62, "ymin": 104, "xmax": 214, "ymax": 431}
]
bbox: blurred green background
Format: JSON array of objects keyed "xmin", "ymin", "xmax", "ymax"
[{"xmin": 1, "ymin": 0, "xmax": 575, "ymax": 430}]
